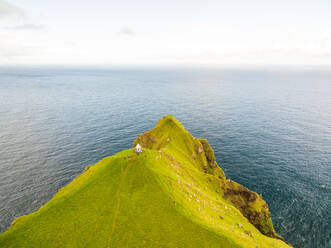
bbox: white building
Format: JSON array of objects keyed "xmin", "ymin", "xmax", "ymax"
[{"xmin": 135, "ymin": 143, "xmax": 142, "ymax": 154}]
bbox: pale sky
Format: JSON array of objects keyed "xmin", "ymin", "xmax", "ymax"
[{"xmin": 1, "ymin": 0, "xmax": 331, "ymax": 66}]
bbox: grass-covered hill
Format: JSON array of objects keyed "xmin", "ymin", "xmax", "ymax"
[{"xmin": 0, "ymin": 116, "xmax": 292, "ymax": 248}]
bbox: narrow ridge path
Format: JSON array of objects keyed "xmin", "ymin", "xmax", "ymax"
[{"xmin": 107, "ymin": 161, "xmax": 133, "ymax": 248}]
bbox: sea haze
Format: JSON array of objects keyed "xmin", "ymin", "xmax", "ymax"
[{"xmin": 0, "ymin": 67, "xmax": 330, "ymax": 248}]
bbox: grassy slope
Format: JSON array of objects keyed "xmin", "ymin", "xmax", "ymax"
[{"xmin": 0, "ymin": 116, "xmax": 292, "ymax": 248}]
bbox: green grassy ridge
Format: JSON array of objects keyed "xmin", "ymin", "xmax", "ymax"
[
  {"xmin": 0, "ymin": 115, "xmax": 292, "ymax": 247},
  {"xmin": 133, "ymin": 116, "xmax": 285, "ymax": 239},
  {"xmin": 0, "ymin": 150, "xmax": 240, "ymax": 248}
]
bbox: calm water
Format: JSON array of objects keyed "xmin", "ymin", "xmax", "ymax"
[{"xmin": 0, "ymin": 67, "xmax": 330, "ymax": 247}]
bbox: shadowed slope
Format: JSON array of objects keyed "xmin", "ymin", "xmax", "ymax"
[{"xmin": 134, "ymin": 115, "xmax": 284, "ymax": 240}]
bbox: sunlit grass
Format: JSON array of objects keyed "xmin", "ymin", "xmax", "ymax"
[{"xmin": 0, "ymin": 116, "xmax": 291, "ymax": 248}]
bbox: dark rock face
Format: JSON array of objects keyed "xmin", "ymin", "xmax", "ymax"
[{"xmin": 223, "ymin": 181, "xmax": 284, "ymax": 240}]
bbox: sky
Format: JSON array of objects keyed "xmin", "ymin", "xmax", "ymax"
[{"xmin": 0, "ymin": 0, "xmax": 331, "ymax": 67}]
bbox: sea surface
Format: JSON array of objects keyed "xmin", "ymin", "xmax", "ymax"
[{"xmin": 0, "ymin": 67, "xmax": 330, "ymax": 247}]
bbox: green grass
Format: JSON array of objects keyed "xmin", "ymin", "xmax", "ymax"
[{"xmin": 0, "ymin": 116, "xmax": 292, "ymax": 248}]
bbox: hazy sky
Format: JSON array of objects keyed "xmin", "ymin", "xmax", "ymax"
[{"xmin": 1, "ymin": 0, "xmax": 331, "ymax": 66}]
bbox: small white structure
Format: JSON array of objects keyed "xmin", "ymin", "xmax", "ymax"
[{"xmin": 135, "ymin": 143, "xmax": 142, "ymax": 154}]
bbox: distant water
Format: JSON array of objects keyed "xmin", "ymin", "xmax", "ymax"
[{"xmin": 0, "ymin": 67, "xmax": 330, "ymax": 247}]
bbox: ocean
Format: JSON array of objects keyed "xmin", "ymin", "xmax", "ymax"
[{"xmin": 0, "ymin": 67, "xmax": 330, "ymax": 247}]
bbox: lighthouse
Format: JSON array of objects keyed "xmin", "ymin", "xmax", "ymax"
[{"xmin": 135, "ymin": 143, "xmax": 142, "ymax": 154}]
